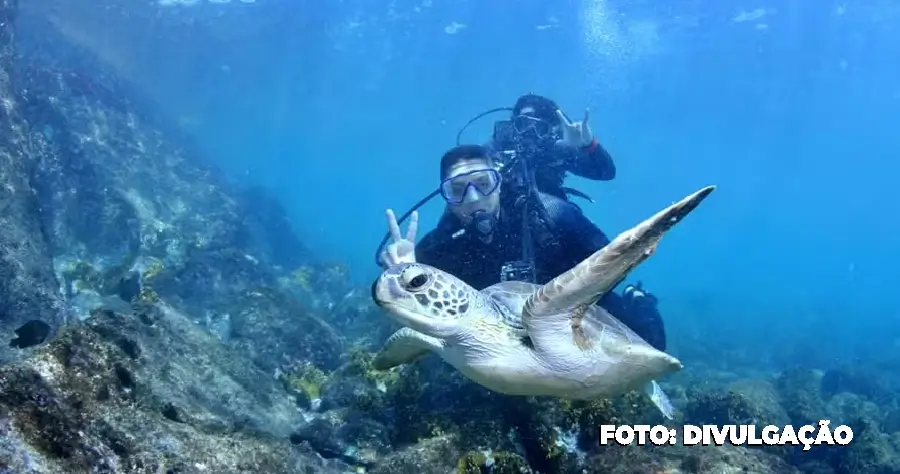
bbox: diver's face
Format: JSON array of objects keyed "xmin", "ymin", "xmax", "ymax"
[
  {"xmin": 444, "ymin": 158, "xmax": 501, "ymax": 225},
  {"xmin": 514, "ymin": 106, "xmax": 557, "ymax": 143}
]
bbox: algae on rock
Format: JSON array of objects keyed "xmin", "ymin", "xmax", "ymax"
[{"xmin": 0, "ymin": 304, "xmax": 352, "ymax": 473}]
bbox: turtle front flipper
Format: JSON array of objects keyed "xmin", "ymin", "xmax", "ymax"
[
  {"xmin": 523, "ymin": 186, "xmax": 715, "ymax": 337},
  {"xmin": 373, "ymin": 327, "xmax": 443, "ymax": 370}
]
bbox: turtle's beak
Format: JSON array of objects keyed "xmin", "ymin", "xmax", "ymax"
[
  {"xmin": 371, "ymin": 275, "xmax": 397, "ymax": 308},
  {"xmin": 371, "ymin": 274, "xmax": 461, "ymax": 339}
]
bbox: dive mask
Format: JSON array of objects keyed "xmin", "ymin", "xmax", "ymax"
[
  {"xmin": 512, "ymin": 115, "xmax": 554, "ymax": 139},
  {"xmin": 493, "ymin": 115, "xmax": 557, "ymax": 146},
  {"xmin": 439, "ymin": 168, "xmax": 501, "ymax": 204}
]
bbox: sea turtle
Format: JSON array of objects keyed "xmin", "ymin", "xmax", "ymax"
[{"xmin": 370, "ymin": 185, "xmax": 715, "ymax": 418}]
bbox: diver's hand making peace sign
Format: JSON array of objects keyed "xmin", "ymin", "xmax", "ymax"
[
  {"xmin": 379, "ymin": 209, "xmax": 419, "ymax": 269},
  {"xmin": 555, "ymin": 108, "xmax": 594, "ymax": 148}
]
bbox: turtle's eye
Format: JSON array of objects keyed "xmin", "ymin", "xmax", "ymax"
[
  {"xmin": 407, "ymin": 274, "xmax": 429, "ymax": 290},
  {"xmin": 400, "ymin": 267, "xmax": 431, "ymax": 292}
]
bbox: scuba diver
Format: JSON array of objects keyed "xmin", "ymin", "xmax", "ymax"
[
  {"xmin": 373, "ymin": 92, "xmax": 617, "ymax": 267},
  {"xmin": 376, "ymin": 144, "xmax": 667, "ymax": 351},
  {"xmin": 486, "ymin": 93, "xmax": 616, "ymax": 201}
]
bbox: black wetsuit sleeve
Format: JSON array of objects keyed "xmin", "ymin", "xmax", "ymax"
[
  {"xmin": 560, "ymin": 139, "xmax": 616, "ymax": 181},
  {"xmin": 539, "ymin": 193, "xmax": 611, "ymax": 272},
  {"xmin": 414, "ymin": 230, "xmax": 445, "ymax": 268},
  {"xmin": 488, "ymin": 136, "xmax": 614, "ymax": 181},
  {"xmin": 543, "ymin": 194, "xmax": 611, "ymax": 255}
]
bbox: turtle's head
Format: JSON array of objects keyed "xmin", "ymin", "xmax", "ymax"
[{"xmin": 372, "ymin": 262, "xmax": 479, "ymax": 339}]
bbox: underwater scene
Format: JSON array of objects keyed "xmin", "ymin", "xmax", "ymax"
[{"xmin": 1, "ymin": 0, "xmax": 899, "ymax": 473}]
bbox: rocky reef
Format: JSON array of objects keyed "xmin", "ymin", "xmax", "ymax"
[
  {"xmin": 0, "ymin": 0, "xmax": 357, "ymax": 470},
  {"xmin": 0, "ymin": 0, "xmax": 69, "ymax": 366},
  {"xmin": 2, "ymin": 0, "xmax": 346, "ymax": 372},
  {"xmin": 0, "ymin": 303, "xmax": 354, "ymax": 473},
  {"xmin": 3, "ymin": 0, "xmax": 900, "ymax": 473}
]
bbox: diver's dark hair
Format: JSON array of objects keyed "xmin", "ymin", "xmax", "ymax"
[
  {"xmin": 512, "ymin": 93, "xmax": 560, "ymax": 124},
  {"xmin": 439, "ymin": 144, "xmax": 493, "ymax": 180}
]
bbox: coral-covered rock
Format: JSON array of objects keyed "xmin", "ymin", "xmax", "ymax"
[
  {"xmin": 825, "ymin": 392, "xmax": 883, "ymax": 429},
  {"xmin": 583, "ymin": 443, "xmax": 802, "ymax": 474},
  {"xmin": 0, "ymin": 304, "xmax": 351, "ymax": 473},
  {"xmin": 775, "ymin": 367, "xmax": 826, "ymax": 427},
  {"xmin": 0, "ymin": 0, "xmax": 68, "ymax": 366},
  {"xmin": 0, "ymin": 1, "xmax": 345, "ymax": 378},
  {"xmin": 456, "ymin": 449, "xmax": 534, "ymax": 474},
  {"xmin": 369, "ymin": 434, "xmax": 464, "ymax": 474},
  {"xmin": 290, "ymin": 408, "xmax": 392, "ymax": 467},
  {"xmin": 831, "ymin": 418, "xmax": 900, "ymax": 474},
  {"xmin": 227, "ymin": 286, "xmax": 347, "ymax": 373},
  {"xmin": 685, "ymin": 379, "xmax": 791, "ymax": 428},
  {"xmin": 821, "ymin": 366, "xmax": 894, "ymax": 404}
]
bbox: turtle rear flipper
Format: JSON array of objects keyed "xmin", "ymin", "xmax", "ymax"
[
  {"xmin": 372, "ymin": 327, "xmax": 442, "ymax": 370},
  {"xmin": 522, "ymin": 185, "xmax": 715, "ymax": 339},
  {"xmin": 645, "ymin": 380, "xmax": 675, "ymax": 419}
]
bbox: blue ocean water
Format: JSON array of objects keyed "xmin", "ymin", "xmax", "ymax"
[{"xmin": 22, "ymin": 0, "xmax": 899, "ymax": 366}]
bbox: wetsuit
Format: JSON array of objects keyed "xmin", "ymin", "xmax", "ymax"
[
  {"xmin": 415, "ymin": 191, "xmax": 667, "ymax": 351},
  {"xmin": 485, "ymin": 137, "xmax": 616, "ymax": 200}
]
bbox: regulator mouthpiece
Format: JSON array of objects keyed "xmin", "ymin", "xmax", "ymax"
[{"xmin": 471, "ymin": 210, "xmax": 495, "ymax": 242}]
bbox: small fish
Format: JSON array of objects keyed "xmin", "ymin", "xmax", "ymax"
[
  {"xmin": 116, "ymin": 272, "xmax": 142, "ymax": 303},
  {"xmin": 98, "ymin": 296, "xmax": 137, "ymax": 316},
  {"xmin": 9, "ymin": 320, "xmax": 51, "ymax": 349}
]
